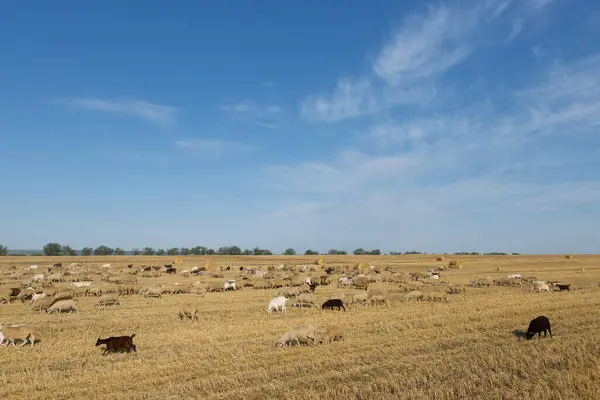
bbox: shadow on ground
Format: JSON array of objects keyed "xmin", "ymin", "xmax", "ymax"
[{"xmin": 512, "ymin": 329, "xmax": 527, "ymax": 339}]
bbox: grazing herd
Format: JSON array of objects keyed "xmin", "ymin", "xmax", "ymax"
[{"xmin": 0, "ymin": 257, "xmax": 570, "ymax": 355}]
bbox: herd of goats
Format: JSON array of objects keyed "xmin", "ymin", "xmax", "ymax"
[{"xmin": 0, "ymin": 258, "xmax": 570, "ymax": 353}]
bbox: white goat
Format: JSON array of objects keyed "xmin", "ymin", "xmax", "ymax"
[
  {"xmin": 71, "ymin": 281, "xmax": 93, "ymax": 288},
  {"xmin": 532, "ymin": 283, "xmax": 551, "ymax": 292},
  {"xmin": 224, "ymin": 280, "xmax": 236, "ymax": 291},
  {"xmin": 30, "ymin": 293, "xmax": 47, "ymax": 303},
  {"xmin": 267, "ymin": 296, "xmax": 288, "ymax": 313},
  {"xmin": 32, "ymin": 274, "xmax": 44, "ymax": 283},
  {"xmin": 338, "ymin": 276, "xmax": 352, "ymax": 288}
]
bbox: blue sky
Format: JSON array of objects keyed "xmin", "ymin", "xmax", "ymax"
[{"xmin": 2, "ymin": 0, "xmax": 600, "ymax": 254}]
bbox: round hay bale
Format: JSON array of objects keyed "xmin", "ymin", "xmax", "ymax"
[
  {"xmin": 315, "ymin": 257, "xmax": 326, "ymax": 266},
  {"xmin": 204, "ymin": 260, "xmax": 218, "ymax": 273},
  {"xmin": 447, "ymin": 260, "xmax": 462, "ymax": 269},
  {"xmin": 173, "ymin": 257, "xmax": 183, "ymax": 265},
  {"xmin": 565, "ymin": 254, "xmax": 573, "ymax": 259},
  {"xmin": 436, "ymin": 256, "xmax": 445, "ymax": 262}
]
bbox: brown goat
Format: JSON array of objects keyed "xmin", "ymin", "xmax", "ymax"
[{"xmin": 95, "ymin": 334, "xmax": 137, "ymax": 355}]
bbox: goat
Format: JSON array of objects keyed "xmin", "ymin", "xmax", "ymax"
[
  {"xmin": 555, "ymin": 283, "xmax": 571, "ymax": 291},
  {"xmin": 267, "ymin": 296, "xmax": 288, "ymax": 313},
  {"xmin": 526, "ymin": 316, "xmax": 552, "ymax": 340},
  {"xmin": 1, "ymin": 324, "xmax": 35, "ymax": 347},
  {"xmin": 322, "ymin": 298, "xmax": 346, "ymax": 311},
  {"xmin": 95, "ymin": 334, "xmax": 137, "ymax": 355}
]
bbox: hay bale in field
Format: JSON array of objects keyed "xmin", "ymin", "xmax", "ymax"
[
  {"xmin": 436, "ymin": 256, "xmax": 445, "ymax": 262},
  {"xmin": 447, "ymin": 260, "xmax": 463, "ymax": 269},
  {"xmin": 565, "ymin": 254, "xmax": 573, "ymax": 259},
  {"xmin": 204, "ymin": 260, "xmax": 217, "ymax": 272},
  {"xmin": 315, "ymin": 257, "xmax": 326, "ymax": 266}
]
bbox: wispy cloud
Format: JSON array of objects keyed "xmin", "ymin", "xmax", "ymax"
[
  {"xmin": 253, "ymin": 121, "xmax": 279, "ymax": 129},
  {"xmin": 266, "ymin": 149, "xmax": 418, "ymax": 194},
  {"xmin": 222, "ymin": 100, "xmax": 282, "ymax": 116},
  {"xmin": 372, "ymin": 5, "xmax": 478, "ymax": 87},
  {"xmin": 222, "ymin": 100, "xmax": 283, "ymax": 128},
  {"xmin": 300, "ymin": 79, "xmax": 381, "ymax": 122},
  {"xmin": 299, "ymin": 0, "xmax": 559, "ymax": 123},
  {"xmin": 265, "ymin": 0, "xmax": 600, "ymax": 251},
  {"xmin": 58, "ymin": 98, "xmax": 178, "ymax": 125},
  {"xmin": 174, "ymin": 138, "xmax": 256, "ymax": 158}
]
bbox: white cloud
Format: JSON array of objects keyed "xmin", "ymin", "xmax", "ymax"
[
  {"xmin": 372, "ymin": 5, "xmax": 477, "ymax": 86},
  {"xmin": 516, "ymin": 54, "xmax": 600, "ymax": 134},
  {"xmin": 300, "ymin": 79, "xmax": 380, "ymax": 122},
  {"xmin": 222, "ymin": 100, "xmax": 282, "ymax": 117},
  {"xmin": 266, "ymin": 149, "xmax": 419, "ymax": 194},
  {"xmin": 58, "ymin": 98, "xmax": 178, "ymax": 125},
  {"xmin": 299, "ymin": 0, "xmax": 560, "ymax": 123},
  {"xmin": 253, "ymin": 121, "xmax": 279, "ymax": 129},
  {"xmin": 222, "ymin": 100, "xmax": 283, "ymax": 127}
]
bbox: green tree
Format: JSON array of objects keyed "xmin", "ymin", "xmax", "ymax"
[
  {"xmin": 217, "ymin": 246, "xmax": 242, "ymax": 255},
  {"xmin": 369, "ymin": 249, "xmax": 381, "ymax": 255},
  {"xmin": 284, "ymin": 248, "xmax": 296, "ymax": 255},
  {"xmin": 94, "ymin": 245, "xmax": 114, "ymax": 256},
  {"xmin": 114, "ymin": 248, "xmax": 126, "ymax": 255},
  {"xmin": 43, "ymin": 242, "xmax": 62, "ymax": 256},
  {"xmin": 180, "ymin": 247, "xmax": 190, "ymax": 256},
  {"xmin": 61, "ymin": 245, "xmax": 77, "ymax": 256},
  {"xmin": 252, "ymin": 247, "xmax": 272, "ymax": 255},
  {"xmin": 304, "ymin": 249, "xmax": 319, "ymax": 255},
  {"xmin": 0, "ymin": 245, "xmax": 8, "ymax": 256},
  {"xmin": 353, "ymin": 248, "xmax": 365, "ymax": 255},
  {"xmin": 81, "ymin": 247, "xmax": 93, "ymax": 256},
  {"xmin": 132, "ymin": 248, "xmax": 141, "ymax": 255},
  {"xmin": 142, "ymin": 247, "xmax": 155, "ymax": 256},
  {"xmin": 156, "ymin": 249, "xmax": 165, "ymax": 256},
  {"xmin": 206, "ymin": 248, "xmax": 216, "ymax": 255},
  {"xmin": 167, "ymin": 248, "xmax": 180, "ymax": 256},
  {"xmin": 242, "ymin": 249, "xmax": 253, "ymax": 255},
  {"xmin": 190, "ymin": 246, "xmax": 206, "ymax": 255}
]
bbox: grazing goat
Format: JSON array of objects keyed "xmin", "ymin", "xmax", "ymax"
[
  {"xmin": 95, "ymin": 334, "xmax": 137, "ymax": 355},
  {"xmin": 322, "ymin": 298, "xmax": 346, "ymax": 311},
  {"xmin": 46, "ymin": 299, "xmax": 78, "ymax": 314},
  {"xmin": 275, "ymin": 324, "xmax": 316, "ymax": 348},
  {"xmin": 1, "ymin": 324, "xmax": 35, "ymax": 347},
  {"xmin": 267, "ymin": 296, "xmax": 288, "ymax": 313},
  {"xmin": 532, "ymin": 283, "xmax": 551, "ymax": 292},
  {"xmin": 555, "ymin": 283, "xmax": 571, "ymax": 291},
  {"xmin": 320, "ymin": 324, "xmax": 345, "ymax": 344},
  {"xmin": 526, "ymin": 316, "xmax": 552, "ymax": 340}
]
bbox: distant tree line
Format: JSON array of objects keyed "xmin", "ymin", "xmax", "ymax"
[{"xmin": 0, "ymin": 243, "xmax": 521, "ymax": 257}]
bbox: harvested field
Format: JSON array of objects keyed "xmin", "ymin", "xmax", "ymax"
[{"xmin": 1, "ymin": 254, "xmax": 600, "ymax": 400}]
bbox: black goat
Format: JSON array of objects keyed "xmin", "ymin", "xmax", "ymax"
[
  {"xmin": 53, "ymin": 263, "xmax": 62, "ymax": 268},
  {"xmin": 322, "ymin": 298, "xmax": 346, "ymax": 311},
  {"xmin": 96, "ymin": 334, "xmax": 137, "ymax": 355},
  {"xmin": 556, "ymin": 284, "xmax": 570, "ymax": 291},
  {"xmin": 526, "ymin": 316, "xmax": 552, "ymax": 340},
  {"xmin": 308, "ymin": 281, "xmax": 318, "ymax": 293}
]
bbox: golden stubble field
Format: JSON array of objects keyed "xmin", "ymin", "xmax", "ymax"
[{"xmin": 1, "ymin": 254, "xmax": 600, "ymax": 400}]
